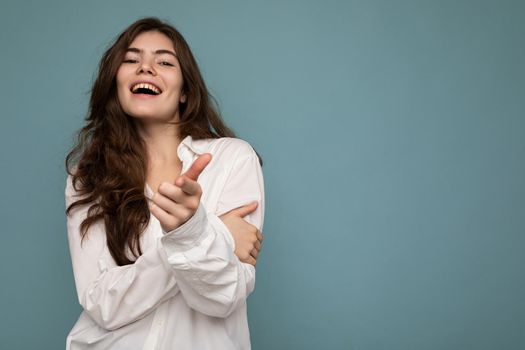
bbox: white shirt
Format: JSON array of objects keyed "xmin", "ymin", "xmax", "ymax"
[{"xmin": 65, "ymin": 135, "xmax": 265, "ymax": 350}]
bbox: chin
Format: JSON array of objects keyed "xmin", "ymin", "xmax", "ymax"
[{"xmin": 130, "ymin": 111, "xmax": 175, "ymax": 122}]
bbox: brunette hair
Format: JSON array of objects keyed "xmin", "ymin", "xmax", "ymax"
[{"xmin": 65, "ymin": 17, "xmax": 251, "ymax": 266}]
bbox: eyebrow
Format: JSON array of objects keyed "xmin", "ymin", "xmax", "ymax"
[{"xmin": 126, "ymin": 47, "xmax": 178, "ymax": 58}]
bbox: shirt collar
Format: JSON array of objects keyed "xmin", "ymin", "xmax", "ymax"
[
  {"xmin": 145, "ymin": 135, "xmax": 210, "ymax": 198},
  {"xmin": 178, "ymin": 135, "xmax": 209, "ymax": 156}
]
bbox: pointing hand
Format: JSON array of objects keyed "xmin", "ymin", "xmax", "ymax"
[{"xmin": 148, "ymin": 153, "xmax": 212, "ymax": 232}]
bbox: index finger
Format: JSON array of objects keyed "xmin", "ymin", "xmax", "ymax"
[
  {"xmin": 182, "ymin": 153, "xmax": 212, "ymax": 181},
  {"xmin": 175, "ymin": 176, "xmax": 201, "ymax": 195}
]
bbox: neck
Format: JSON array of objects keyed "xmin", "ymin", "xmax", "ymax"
[{"xmin": 134, "ymin": 118, "xmax": 182, "ymax": 167}]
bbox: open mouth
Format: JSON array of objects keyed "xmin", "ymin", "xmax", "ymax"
[{"xmin": 130, "ymin": 83, "xmax": 162, "ymax": 96}]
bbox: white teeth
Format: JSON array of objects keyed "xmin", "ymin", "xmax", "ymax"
[{"xmin": 131, "ymin": 83, "xmax": 161, "ymax": 94}]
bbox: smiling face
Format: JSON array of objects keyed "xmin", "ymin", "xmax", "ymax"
[{"xmin": 116, "ymin": 30, "xmax": 186, "ymax": 123}]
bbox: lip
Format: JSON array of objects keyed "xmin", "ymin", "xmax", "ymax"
[
  {"xmin": 129, "ymin": 80, "xmax": 163, "ymax": 94},
  {"xmin": 131, "ymin": 93, "xmax": 159, "ymax": 99}
]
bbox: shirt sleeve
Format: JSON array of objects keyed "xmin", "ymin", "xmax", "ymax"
[
  {"xmin": 160, "ymin": 145, "xmax": 265, "ymax": 318},
  {"xmin": 65, "ymin": 175, "xmax": 181, "ymax": 331}
]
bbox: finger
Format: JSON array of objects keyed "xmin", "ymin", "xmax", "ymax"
[
  {"xmin": 149, "ymin": 201, "xmax": 179, "ymax": 229},
  {"xmin": 181, "ymin": 153, "xmax": 212, "ymax": 181},
  {"xmin": 256, "ymin": 230, "xmax": 264, "ymax": 242},
  {"xmin": 152, "ymin": 192, "xmax": 190, "ymax": 217},
  {"xmin": 246, "ymin": 256, "xmax": 257, "ymax": 266},
  {"xmin": 157, "ymin": 183, "xmax": 186, "ymax": 204},
  {"xmin": 250, "ymin": 248, "xmax": 259, "ymax": 259},
  {"xmin": 157, "ymin": 184, "xmax": 200, "ymax": 212},
  {"xmin": 254, "ymin": 240, "xmax": 261, "ymax": 250},
  {"xmin": 223, "ymin": 201, "xmax": 258, "ymax": 218},
  {"xmin": 175, "ymin": 176, "xmax": 201, "ymax": 196}
]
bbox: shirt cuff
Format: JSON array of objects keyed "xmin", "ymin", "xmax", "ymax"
[{"xmin": 160, "ymin": 202, "xmax": 208, "ymax": 251}]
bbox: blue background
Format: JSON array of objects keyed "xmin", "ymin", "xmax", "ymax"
[{"xmin": 0, "ymin": 0, "xmax": 523, "ymax": 349}]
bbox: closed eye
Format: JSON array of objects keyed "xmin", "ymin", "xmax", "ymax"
[{"xmin": 121, "ymin": 59, "xmax": 174, "ymax": 66}]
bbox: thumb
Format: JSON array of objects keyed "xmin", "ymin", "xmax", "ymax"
[
  {"xmin": 182, "ymin": 153, "xmax": 212, "ymax": 181},
  {"xmin": 222, "ymin": 201, "xmax": 258, "ymax": 218}
]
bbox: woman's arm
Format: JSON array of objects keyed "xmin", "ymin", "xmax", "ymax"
[
  {"xmin": 65, "ymin": 175, "xmax": 181, "ymax": 331},
  {"xmin": 156, "ymin": 141, "xmax": 265, "ymax": 318},
  {"xmin": 66, "ymin": 140, "xmax": 264, "ymax": 327}
]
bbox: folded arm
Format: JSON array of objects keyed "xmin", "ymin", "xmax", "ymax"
[
  {"xmin": 159, "ymin": 145, "xmax": 265, "ymax": 318},
  {"xmin": 65, "ymin": 142, "xmax": 265, "ymax": 327}
]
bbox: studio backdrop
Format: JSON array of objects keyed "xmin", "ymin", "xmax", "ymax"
[{"xmin": 0, "ymin": 0, "xmax": 523, "ymax": 349}]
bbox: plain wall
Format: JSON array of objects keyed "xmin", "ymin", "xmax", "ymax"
[{"xmin": 0, "ymin": 0, "xmax": 523, "ymax": 349}]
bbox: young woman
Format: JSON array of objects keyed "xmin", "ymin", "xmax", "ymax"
[{"xmin": 65, "ymin": 17, "xmax": 265, "ymax": 350}]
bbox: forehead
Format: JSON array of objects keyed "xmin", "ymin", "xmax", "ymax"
[{"xmin": 128, "ymin": 31, "xmax": 175, "ymax": 51}]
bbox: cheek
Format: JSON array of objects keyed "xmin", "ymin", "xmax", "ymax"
[
  {"xmin": 116, "ymin": 72, "xmax": 125, "ymax": 90},
  {"xmin": 115, "ymin": 79, "xmax": 131, "ymax": 111},
  {"xmin": 169, "ymin": 69, "xmax": 185, "ymax": 91},
  {"xmin": 168, "ymin": 76, "xmax": 183, "ymax": 90},
  {"xmin": 116, "ymin": 83, "xmax": 126, "ymax": 103},
  {"xmin": 115, "ymin": 75, "xmax": 129, "ymax": 100},
  {"xmin": 115, "ymin": 66, "xmax": 130, "ymax": 88}
]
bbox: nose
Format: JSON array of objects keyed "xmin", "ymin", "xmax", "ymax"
[{"xmin": 136, "ymin": 58, "xmax": 156, "ymax": 75}]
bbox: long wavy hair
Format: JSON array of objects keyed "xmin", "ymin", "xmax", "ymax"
[{"xmin": 65, "ymin": 17, "xmax": 254, "ymax": 266}]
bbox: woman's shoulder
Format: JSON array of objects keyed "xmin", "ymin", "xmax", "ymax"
[
  {"xmin": 193, "ymin": 136, "xmax": 257, "ymax": 160},
  {"xmin": 64, "ymin": 165, "xmax": 89, "ymax": 208}
]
